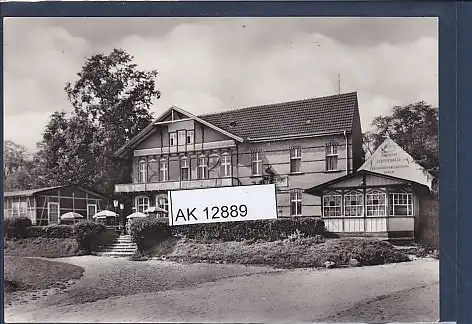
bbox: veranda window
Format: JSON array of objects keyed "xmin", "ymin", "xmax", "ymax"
[
  {"xmin": 197, "ymin": 157, "xmax": 208, "ymax": 179},
  {"xmin": 169, "ymin": 132, "xmax": 177, "ymax": 146},
  {"xmin": 389, "ymin": 191, "xmax": 413, "ymax": 216},
  {"xmin": 290, "ymin": 189, "xmax": 303, "ymax": 216},
  {"xmin": 344, "ymin": 191, "xmax": 364, "ymax": 217},
  {"xmin": 147, "ymin": 159, "xmax": 159, "ymax": 182},
  {"xmin": 366, "ymin": 190, "xmax": 387, "ymax": 216},
  {"xmin": 178, "ymin": 130, "xmax": 186, "ymax": 146},
  {"xmin": 138, "ymin": 160, "xmax": 147, "ymax": 183},
  {"xmin": 87, "ymin": 204, "xmax": 97, "ymax": 219},
  {"xmin": 221, "ymin": 154, "xmax": 232, "ymax": 177},
  {"xmin": 186, "ymin": 130, "xmax": 194, "ymax": 144},
  {"xmin": 181, "ymin": 158, "xmax": 190, "ymax": 181},
  {"xmin": 160, "ymin": 159, "xmax": 168, "ymax": 181},
  {"xmin": 323, "ymin": 193, "xmax": 342, "ymax": 217}
]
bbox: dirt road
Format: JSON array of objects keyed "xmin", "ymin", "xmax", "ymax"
[{"xmin": 4, "ymin": 256, "xmax": 439, "ymax": 323}]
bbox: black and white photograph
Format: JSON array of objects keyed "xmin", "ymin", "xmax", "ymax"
[{"xmin": 3, "ymin": 16, "xmax": 439, "ymax": 323}]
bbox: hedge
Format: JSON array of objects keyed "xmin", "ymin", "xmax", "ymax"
[
  {"xmin": 171, "ymin": 218, "xmax": 327, "ymax": 242},
  {"xmin": 4, "ymin": 217, "xmax": 32, "ymax": 239},
  {"xmin": 25, "ymin": 225, "xmax": 75, "ymax": 238},
  {"xmin": 129, "ymin": 218, "xmax": 172, "ymax": 253},
  {"xmin": 73, "ymin": 221, "xmax": 108, "ymax": 254}
]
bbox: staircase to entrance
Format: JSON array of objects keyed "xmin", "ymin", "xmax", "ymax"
[{"xmin": 97, "ymin": 235, "xmax": 137, "ymax": 257}]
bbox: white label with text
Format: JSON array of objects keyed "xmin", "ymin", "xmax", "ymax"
[{"xmin": 168, "ymin": 184, "xmax": 277, "ymax": 226}]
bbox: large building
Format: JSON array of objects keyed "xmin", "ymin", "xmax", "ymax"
[{"xmin": 113, "ymin": 92, "xmax": 364, "ymax": 217}]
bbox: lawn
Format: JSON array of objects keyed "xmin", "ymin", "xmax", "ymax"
[
  {"xmin": 4, "ymin": 237, "xmax": 81, "ymax": 258},
  {"xmin": 164, "ymin": 236, "xmax": 411, "ymax": 268},
  {"xmin": 4, "ymin": 256, "xmax": 85, "ymax": 293}
]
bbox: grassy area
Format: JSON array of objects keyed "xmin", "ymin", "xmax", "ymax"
[
  {"xmin": 164, "ymin": 237, "xmax": 410, "ymax": 268},
  {"xmin": 4, "ymin": 237, "xmax": 81, "ymax": 258},
  {"xmin": 4, "ymin": 256, "xmax": 85, "ymax": 293}
]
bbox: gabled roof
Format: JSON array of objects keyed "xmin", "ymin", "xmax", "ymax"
[
  {"xmin": 114, "ymin": 92, "xmax": 359, "ymax": 157},
  {"xmin": 304, "ymin": 169, "xmax": 429, "ymax": 197},
  {"xmin": 200, "ymin": 92, "xmax": 359, "ymax": 141},
  {"xmin": 4, "ymin": 184, "xmax": 110, "ymax": 199}
]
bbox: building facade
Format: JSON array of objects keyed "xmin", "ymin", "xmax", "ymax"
[
  {"xmin": 114, "ymin": 92, "xmax": 364, "ymax": 217},
  {"xmin": 3, "ymin": 185, "xmax": 111, "ymax": 225}
]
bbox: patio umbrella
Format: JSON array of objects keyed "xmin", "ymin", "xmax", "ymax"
[
  {"xmin": 60, "ymin": 212, "xmax": 84, "ymax": 220},
  {"xmin": 92, "ymin": 210, "xmax": 118, "ymax": 218},
  {"xmin": 126, "ymin": 212, "xmax": 148, "ymax": 219},
  {"xmin": 144, "ymin": 206, "xmax": 168, "ymax": 213}
]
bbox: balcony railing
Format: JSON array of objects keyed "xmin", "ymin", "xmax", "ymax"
[
  {"xmin": 133, "ymin": 140, "xmax": 236, "ymax": 157},
  {"xmin": 115, "ymin": 178, "xmax": 235, "ymax": 193}
]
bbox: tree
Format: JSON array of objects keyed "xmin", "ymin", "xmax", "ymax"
[
  {"xmin": 34, "ymin": 49, "xmax": 161, "ymax": 195},
  {"xmin": 3, "ymin": 140, "xmax": 36, "ymax": 191},
  {"xmin": 363, "ymin": 101, "xmax": 439, "ymax": 191}
]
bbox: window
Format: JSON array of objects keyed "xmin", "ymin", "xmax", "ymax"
[
  {"xmin": 290, "ymin": 189, "xmax": 303, "ymax": 216},
  {"xmin": 169, "ymin": 132, "xmax": 177, "ymax": 146},
  {"xmin": 157, "ymin": 196, "xmax": 169, "ymax": 212},
  {"xmin": 389, "ymin": 192, "xmax": 413, "ymax": 216},
  {"xmin": 197, "ymin": 157, "xmax": 208, "ymax": 179},
  {"xmin": 221, "ymin": 154, "xmax": 232, "ymax": 178},
  {"xmin": 186, "ymin": 130, "xmax": 194, "ymax": 144},
  {"xmin": 11, "ymin": 202, "xmax": 20, "ymax": 217},
  {"xmin": 290, "ymin": 147, "xmax": 302, "ymax": 173},
  {"xmin": 135, "ymin": 196, "xmax": 150, "ymax": 213},
  {"xmin": 48, "ymin": 202, "xmax": 60, "ymax": 224},
  {"xmin": 251, "ymin": 152, "xmax": 263, "ymax": 176},
  {"xmin": 344, "ymin": 191, "xmax": 364, "ymax": 217},
  {"xmin": 325, "ymin": 142, "xmax": 338, "ymax": 171},
  {"xmin": 138, "ymin": 160, "xmax": 147, "ymax": 183},
  {"xmin": 160, "ymin": 159, "xmax": 168, "ymax": 181},
  {"xmin": 178, "ymin": 130, "xmax": 186, "ymax": 146},
  {"xmin": 366, "ymin": 190, "xmax": 387, "ymax": 216},
  {"xmin": 147, "ymin": 160, "xmax": 159, "ymax": 182},
  {"xmin": 87, "ymin": 204, "xmax": 97, "ymax": 219},
  {"xmin": 323, "ymin": 193, "xmax": 342, "ymax": 217},
  {"xmin": 181, "ymin": 158, "xmax": 190, "ymax": 180}
]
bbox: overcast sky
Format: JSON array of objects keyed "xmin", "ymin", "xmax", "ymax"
[{"xmin": 3, "ymin": 17, "xmax": 438, "ymax": 152}]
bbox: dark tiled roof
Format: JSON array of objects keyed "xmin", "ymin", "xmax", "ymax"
[
  {"xmin": 199, "ymin": 92, "xmax": 358, "ymax": 140},
  {"xmin": 4, "ymin": 185, "xmax": 65, "ymax": 197}
]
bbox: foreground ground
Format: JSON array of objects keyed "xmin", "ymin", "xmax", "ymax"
[{"xmin": 4, "ymin": 256, "xmax": 439, "ymax": 323}]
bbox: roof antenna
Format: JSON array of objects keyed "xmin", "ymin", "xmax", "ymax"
[{"xmin": 337, "ymin": 73, "xmax": 341, "ymax": 94}]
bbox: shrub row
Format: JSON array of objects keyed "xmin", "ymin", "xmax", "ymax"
[
  {"xmin": 3, "ymin": 218, "xmax": 117, "ymax": 255},
  {"xmin": 171, "ymin": 218, "xmax": 327, "ymax": 242},
  {"xmin": 129, "ymin": 218, "xmax": 172, "ymax": 253}
]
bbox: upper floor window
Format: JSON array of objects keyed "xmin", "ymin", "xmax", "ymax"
[
  {"xmin": 186, "ymin": 130, "xmax": 194, "ymax": 145},
  {"xmin": 135, "ymin": 196, "xmax": 150, "ymax": 214},
  {"xmin": 147, "ymin": 159, "xmax": 159, "ymax": 182},
  {"xmin": 323, "ymin": 192, "xmax": 342, "ymax": 217},
  {"xmin": 181, "ymin": 157, "xmax": 190, "ymax": 181},
  {"xmin": 138, "ymin": 160, "xmax": 147, "ymax": 183},
  {"xmin": 366, "ymin": 189, "xmax": 386, "ymax": 217},
  {"xmin": 290, "ymin": 147, "xmax": 302, "ymax": 173},
  {"xmin": 389, "ymin": 191, "xmax": 413, "ymax": 216},
  {"xmin": 169, "ymin": 132, "xmax": 177, "ymax": 146},
  {"xmin": 221, "ymin": 153, "xmax": 232, "ymax": 178},
  {"xmin": 325, "ymin": 142, "xmax": 338, "ymax": 171},
  {"xmin": 160, "ymin": 159, "xmax": 168, "ymax": 181},
  {"xmin": 197, "ymin": 156, "xmax": 208, "ymax": 179},
  {"xmin": 290, "ymin": 189, "xmax": 303, "ymax": 216},
  {"xmin": 178, "ymin": 130, "xmax": 186, "ymax": 146},
  {"xmin": 252, "ymin": 151, "xmax": 263, "ymax": 176}
]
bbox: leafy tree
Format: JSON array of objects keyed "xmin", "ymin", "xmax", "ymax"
[
  {"xmin": 362, "ymin": 101, "xmax": 439, "ymax": 191},
  {"xmin": 3, "ymin": 141, "xmax": 36, "ymax": 191},
  {"xmin": 34, "ymin": 49, "xmax": 160, "ymax": 195}
]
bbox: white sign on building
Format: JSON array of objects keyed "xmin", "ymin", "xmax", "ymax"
[
  {"xmin": 168, "ymin": 184, "xmax": 277, "ymax": 226},
  {"xmin": 359, "ymin": 137, "xmax": 434, "ymax": 190}
]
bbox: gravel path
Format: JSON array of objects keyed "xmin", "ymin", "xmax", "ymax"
[{"xmin": 4, "ymin": 257, "xmax": 439, "ymax": 323}]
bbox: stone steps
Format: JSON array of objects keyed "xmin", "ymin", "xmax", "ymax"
[{"xmin": 97, "ymin": 235, "xmax": 137, "ymax": 257}]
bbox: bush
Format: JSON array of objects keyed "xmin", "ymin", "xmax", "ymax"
[
  {"xmin": 130, "ymin": 218, "xmax": 172, "ymax": 254},
  {"xmin": 73, "ymin": 221, "xmax": 107, "ymax": 254},
  {"xmin": 172, "ymin": 218, "xmax": 326, "ymax": 242},
  {"xmin": 24, "ymin": 225, "xmax": 75, "ymax": 239},
  {"xmin": 4, "ymin": 217, "xmax": 32, "ymax": 239},
  {"xmin": 25, "ymin": 226, "xmax": 44, "ymax": 238}
]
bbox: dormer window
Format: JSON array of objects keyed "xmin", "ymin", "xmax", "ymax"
[{"xmin": 229, "ymin": 121, "xmax": 237, "ymax": 127}]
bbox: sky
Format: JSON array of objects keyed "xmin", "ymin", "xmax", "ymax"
[{"xmin": 3, "ymin": 17, "xmax": 438, "ymax": 153}]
